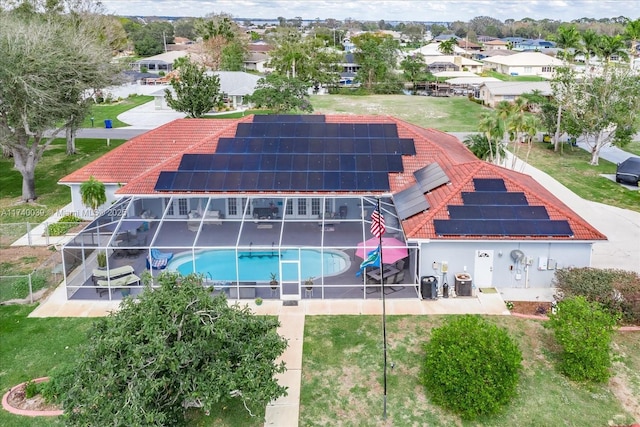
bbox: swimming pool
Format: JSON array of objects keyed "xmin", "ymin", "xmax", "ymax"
[{"xmin": 168, "ymin": 248, "xmax": 351, "ymax": 283}]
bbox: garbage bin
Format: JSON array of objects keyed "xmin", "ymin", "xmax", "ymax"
[
  {"xmin": 104, "ymin": 119, "xmax": 112, "ymax": 129},
  {"xmin": 420, "ymin": 276, "xmax": 438, "ymax": 300},
  {"xmin": 454, "ymin": 273, "xmax": 472, "ymax": 296}
]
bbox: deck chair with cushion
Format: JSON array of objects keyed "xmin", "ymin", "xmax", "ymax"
[
  {"xmin": 96, "ymin": 273, "xmax": 141, "ymax": 297},
  {"xmin": 147, "ymin": 254, "xmax": 169, "ymax": 270},
  {"xmin": 92, "ymin": 265, "xmax": 135, "ymax": 286},
  {"xmin": 150, "ymin": 248, "xmax": 174, "ymax": 261}
]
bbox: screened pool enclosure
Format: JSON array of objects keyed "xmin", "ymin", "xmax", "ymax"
[{"xmin": 62, "ymin": 195, "xmax": 417, "ymax": 301}]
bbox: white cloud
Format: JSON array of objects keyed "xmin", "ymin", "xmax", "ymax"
[{"xmin": 100, "ymin": 0, "xmax": 638, "ymax": 22}]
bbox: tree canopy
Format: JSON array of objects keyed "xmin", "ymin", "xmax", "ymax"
[
  {"xmin": 164, "ymin": 57, "xmax": 222, "ymax": 118},
  {"xmin": 0, "ymin": 10, "xmax": 115, "ymax": 201},
  {"xmin": 56, "ymin": 272, "xmax": 288, "ymax": 426},
  {"xmin": 247, "ymin": 73, "xmax": 313, "ymax": 113}
]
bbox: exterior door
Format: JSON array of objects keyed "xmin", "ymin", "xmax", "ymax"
[
  {"xmin": 280, "ymin": 259, "xmax": 301, "ymax": 300},
  {"xmin": 473, "ymin": 250, "xmax": 494, "ymax": 288}
]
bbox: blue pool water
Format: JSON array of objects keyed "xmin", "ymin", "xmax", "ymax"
[{"xmin": 168, "ymin": 249, "xmax": 350, "ymax": 282}]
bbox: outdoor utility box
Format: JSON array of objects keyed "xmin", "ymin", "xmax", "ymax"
[
  {"xmin": 421, "ymin": 276, "xmax": 438, "ymax": 300},
  {"xmin": 454, "ymin": 273, "xmax": 472, "ymax": 296}
]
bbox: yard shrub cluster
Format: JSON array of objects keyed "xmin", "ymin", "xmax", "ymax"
[
  {"xmin": 554, "ymin": 268, "xmax": 640, "ymax": 325},
  {"xmin": 47, "ymin": 214, "xmax": 82, "ymax": 236},
  {"xmin": 420, "ymin": 315, "xmax": 522, "ymax": 420},
  {"xmin": 547, "ymin": 296, "xmax": 618, "ymax": 382}
]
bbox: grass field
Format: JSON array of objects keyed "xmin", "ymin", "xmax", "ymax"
[
  {"xmin": 0, "ymin": 138, "xmax": 127, "ymax": 224},
  {"xmin": 80, "ymin": 95, "xmax": 153, "ymax": 128},
  {"xmin": 311, "ymin": 94, "xmax": 486, "ymax": 132},
  {"xmin": 2, "ymin": 306, "xmax": 638, "ymax": 426},
  {"xmin": 300, "ymin": 315, "xmax": 640, "ymax": 426}
]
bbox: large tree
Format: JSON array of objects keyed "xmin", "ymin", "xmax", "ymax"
[
  {"xmin": 164, "ymin": 57, "xmax": 222, "ymax": 118},
  {"xmin": 0, "ymin": 11, "xmax": 115, "ymax": 202},
  {"xmin": 195, "ymin": 13, "xmax": 247, "ymax": 70},
  {"xmin": 56, "ymin": 272, "xmax": 288, "ymax": 426},
  {"xmin": 623, "ymin": 19, "xmax": 640, "ymax": 70},
  {"xmin": 246, "ymin": 73, "xmax": 313, "ymax": 113},
  {"xmin": 560, "ymin": 66, "xmax": 640, "ymax": 165},
  {"xmin": 351, "ymin": 32, "xmax": 399, "ymax": 91},
  {"xmin": 400, "ymin": 53, "xmax": 431, "ymax": 91}
]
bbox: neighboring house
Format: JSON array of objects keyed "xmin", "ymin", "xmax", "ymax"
[
  {"xmin": 457, "ymin": 39, "xmax": 482, "ymax": 52},
  {"xmin": 424, "ymin": 55, "xmax": 484, "ymax": 74},
  {"xmin": 337, "ymin": 52, "xmax": 361, "ymax": 86},
  {"xmin": 243, "ymin": 52, "xmax": 269, "ymax": 73},
  {"xmin": 130, "ymin": 51, "xmax": 199, "ymax": 74},
  {"xmin": 445, "ymin": 76, "xmax": 501, "ymax": 96},
  {"xmin": 515, "ymin": 38, "xmax": 556, "ymax": 51},
  {"xmin": 59, "ymin": 114, "xmax": 605, "ymax": 302},
  {"xmin": 408, "ymin": 42, "xmax": 467, "ymax": 57},
  {"xmin": 477, "ymin": 81, "xmax": 552, "ymax": 107},
  {"xmin": 148, "ymin": 71, "xmax": 260, "ymax": 110},
  {"xmin": 481, "ymin": 51, "xmax": 564, "ymax": 78},
  {"xmin": 483, "ymin": 39, "xmax": 509, "ymax": 50}
]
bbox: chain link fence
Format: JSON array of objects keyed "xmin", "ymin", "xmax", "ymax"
[
  {"xmin": 0, "ymin": 249, "xmax": 63, "ymax": 305},
  {"xmin": 0, "ymin": 221, "xmax": 86, "ymax": 248}
]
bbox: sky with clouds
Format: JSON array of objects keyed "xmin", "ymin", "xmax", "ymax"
[{"xmin": 100, "ymin": 0, "xmax": 638, "ymax": 22}]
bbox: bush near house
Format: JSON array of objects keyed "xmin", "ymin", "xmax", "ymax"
[
  {"xmin": 547, "ymin": 296, "xmax": 618, "ymax": 382},
  {"xmin": 420, "ymin": 315, "xmax": 522, "ymax": 420},
  {"xmin": 46, "ymin": 214, "xmax": 82, "ymax": 236},
  {"xmin": 554, "ymin": 268, "xmax": 640, "ymax": 325}
]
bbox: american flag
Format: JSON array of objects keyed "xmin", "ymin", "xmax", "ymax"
[{"xmin": 370, "ymin": 209, "xmax": 385, "ymax": 238}]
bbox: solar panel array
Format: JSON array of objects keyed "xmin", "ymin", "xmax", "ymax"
[
  {"xmin": 394, "ymin": 184, "xmax": 430, "ymax": 220},
  {"xmin": 434, "ymin": 178, "xmax": 573, "ymax": 237},
  {"xmin": 414, "ymin": 162, "xmax": 450, "ymax": 193},
  {"xmin": 154, "ymin": 115, "xmax": 416, "ymax": 192}
]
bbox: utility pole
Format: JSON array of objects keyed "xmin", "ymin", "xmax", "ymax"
[{"xmin": 163, "ymin": 31, "xmax": 167, "ymax": 53}]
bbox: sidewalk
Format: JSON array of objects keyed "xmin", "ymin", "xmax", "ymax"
[{"xmin": 11, "ymin": 202, "xmax": 78, "ymax": 248}]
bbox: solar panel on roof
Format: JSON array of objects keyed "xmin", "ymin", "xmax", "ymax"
[
  {"xmin": 189, "ymin": 172, "xmax": 209, "ymax": 190},
  {"xmin": 370, "ymin": 139, "xmax": 388, "ymax": 154},
  {"xmin": 340, "ymin": 155, "xmax": 356, "ymax": 171},
  {"xmin": 257, "ymin": 172, "xmax": 275, "ymax": 190},
  {"xmin": 194, "ymin": 155, "xmax": 213, "ymax": 170},
  {"xmin": 275, "ymin": 154, "xmax": 293, "ymax": 171},
  {"xmin": 514, "ymin": 206, "xmax": 549, "ymax": 220},
  {"xmin": 339, "ymin": 123, "xmax": 355, "ymax": 138},
  {"xmin": 274, "ymin": 171, "xmax": 291, "ymax": 189},
  {"xmin": 339, "ymin": 139, "xmax": 355, "ymax": 153},
  {"xmin": 251, "ymin": 122, "xmax": 268, "ymax": 136},
  {"xmin": 308, "ymin": 172, "xmax": 324, "ymax": 189},
  {"xmin": 399, "ymin": 139, "xmax": 416, "ymax": 155},
  {"xmin": 434, "ymin": 219, "xmax": 467, "ymax": 235},
  {"xmin": 280, "ymin": 122, "xmax": 296, "ymax": 135},
  {"xmin": 324, "ymin": 123, "xmax": 340, "ymax": 137},
  {"xmin": 340, "ymin": 171, "xmax": 356, "ymax": 189},
  {"xmin": 354, "ymin": 124, "xmax": 369, "ymax": 138},
  {"xmin": 462, "ymin": 192, "xmax": 528, "ymax": 205},
  {"xmin": 240, "ymin": 172, "xmax": 259, "ymax": 190},
  {"xmin": 172, "ymin": 172, "xmax": 193, "ymax": 190},
  {"xmin": 178, "ymin": 154, "xmax": 198, "ymax": 170},
  {"xmin": 290, "ymin": 171, "xmax": 308, "ymax": 189},
  {"xmin": 501, "ymin": 220, "xmax": 538, "ymax": 235},
  {"xmin": 356, "ymin": 155, "xmax": 372, "ymax": 172},
  {"xmin": 309, "ymin": 156, "xmax": 323, "ymax": 171},
  {"xmin": 368, "ymin": 124, "xmax": 384, "ymax": 137},
  {"xmin": 324, "ymin": 155, "xmax": 340, "ymax": 171},
  {"xmin": 323, "ymin": 172, "xmax": 340, "ymax": 190},
  {"xmin": 372, "ymin": 172, "xmax": 390, "ymax": 189},
  {"xmin": 414, "ymin": 162, "xmax": 449, "ymax": 193},
  {"xmin": 279, "ymin": 139, "xmax": 294, "ymax": 153},
  {"xmin": 383, "ymin": 124, "xmax": 398, "ymax": 137},
  {"xmin": 394, "ymin": 184, "xmax": 430, "ymax": 220},
  {"xmin": 260, "ymin": 154, "xmax": 277, "ymax": 170},
  {"xmin": 535, "ymin": 220, "xmax": 573, "ymax": 236},
  {"xmin": 387, "ymin": 156, "xmax": 404, "ymax": 172},
  {"xmin": 467, "ymin": 220, "xmax": 504, "ymax": 235},
  {"xmin": 235, "ymin": 123, "xmax": 252, "ymax": 137},
  {"xmin": 154, "ymin": 172, "xmax": 176, "ymax": 191},
  {"xmin": 227, "ymin": 154, "xmax": 245, "ymax": 170},
  {"xmin": 474, "ymin": 178, "xmax": 507, "ymax": 192},
  {"xmin": 205, "ymin": 173, "xmax": 225, "ymax": 190},
  {"xmin": 292, "ymin": 155, "xmax": 308, "ymax": 171},
  {"xmin": 309, "ymin": 139, "xmax": 324, "ymax": 153},
  {"xmin": 370, "ymin": 155, "xmax": 387, "ymax": 171},
  {"xmin": 480, "ymin": 205, "xmax": 508, "ymax": 219},
  {"xmin": 356, "ymin": 172, "xmax": 373, "ymax": 190},
  {"xmin": 223, "ymin": 172, "xmax": 243, "ymax": 190},
  {"xmin": 448, "ymin": 205, "xmax": 482, "ymax": 219}
]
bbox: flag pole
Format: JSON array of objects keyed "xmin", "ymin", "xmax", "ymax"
[{"xmin": 377, "ymin": 197, "xmax": 388, "ymax": 419}]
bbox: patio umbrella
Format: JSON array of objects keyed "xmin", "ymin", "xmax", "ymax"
[{"xmin": 356, "ymin": 237, "xmax": 408, "ymax": 265}]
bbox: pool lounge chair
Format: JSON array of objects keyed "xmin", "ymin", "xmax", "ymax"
[
  {"xmin": 147, "ymin": 254, "xmax": 169, "ymax": 270},
  {"xmin": 96, "ymin": 273, "xmax": 141, "ymax": 297},
  {"xmin": 150, "ymin": 248, "xmax": 173, "ymax": 261}
]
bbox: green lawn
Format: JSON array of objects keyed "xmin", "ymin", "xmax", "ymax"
[
  {"xmin": 80, "ymin": 95, "xmax": 153, "ymax": 128},
  {"xmin": 311, "ymin": 94, "xmax": 486, "ymax": 132},
  {"xmin": 300, "ymin": 315, "xmax": 640, "ymax": 426},
  {"xmin": 524, "ymin": 142, "xmax": 640, "ymax": 213},
  {"xmin": 622, "ymin": 140, "xmax": 640, "ymax": 156},
  {"xmin": 483, "ymin": 70, "xmax": 548, "ymax": 82},
  {"xmin": 0, "ymin": 138, "xmax": 126, "ymax": 224},
  {"xmin": 2, "ymin": 306, "xmax": 638, "ymax": 426}
]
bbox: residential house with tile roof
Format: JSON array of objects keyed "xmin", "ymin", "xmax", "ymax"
[
  {"xmin": 477, "ymin": 81, "xmax": 552, "ymax": 107},
  {"xmin": 59, "ymin": 115, "xmax": 605, "ymax": 302},
  {"xmin": 481, "ymin": 51, "xmax": 564, "ymax": 78}
]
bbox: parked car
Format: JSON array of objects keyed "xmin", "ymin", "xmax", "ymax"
[{"xmin": 616, "ymin": 157, "xmax": 640, "ymax": 186}]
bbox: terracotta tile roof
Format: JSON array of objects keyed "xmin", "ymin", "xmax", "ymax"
[
  {"xmin": 59, "ymin": 119, "xmax": 240, "ymax": 185},
  {"xmin": 62, "ymin": 114, "xmax": 605, "ymax": 242}
]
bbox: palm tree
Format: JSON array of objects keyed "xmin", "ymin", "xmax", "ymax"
[
  {"xmin": 438, "ymin": 38, "xmax": 457, "ymax": 55},
  {"xmin": 553, "ymin": 25, "xmax": 580, "ymax": 63},
  {"xmin": 596, "ymin": 34, "xmax": 629, "ymax": 64},
  {"xmin": 551, "ymin": 25, "xmax": 581, "ymax": 152},
  {"xmin": 623, "ymin": 18, "xmax": 640, "ymax": 70},
  {"xmin": 478, "ymin": 110, "xmax": 505, "ymax": 164},
  {"xmin": 463, "ymin": 134, "xmax": 505, "ymax": 161},
  {"xmin": 80, "ymin": 176, "xmax": 106, "ymax": 214},
  {"xmin": 580, "ymin": 29, "xmax": 600, "ymax": 66}
]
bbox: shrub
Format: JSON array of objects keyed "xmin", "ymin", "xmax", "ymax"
[
  {"xmin": 420, "ymin": 315, "xmax": 522, "ymax": 420},
  {"xmin": 24, "ymin": 380, "xmax": 40, "ymax": 398},
  {"xmin": 47, "ymin": 214, "xmax": 82, "ymax": 236},
  {"xmin": 554, "ymin": 268, "xmax": 640, "ymax": 325},
  {"xmin": 547, "ymin": 296, "xmax": 618, "ymax": 382}
]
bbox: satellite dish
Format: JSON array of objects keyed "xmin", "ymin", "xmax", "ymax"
[{"xmin": 510, "ymin": 250, "xmax": 525, "ymax": 263}]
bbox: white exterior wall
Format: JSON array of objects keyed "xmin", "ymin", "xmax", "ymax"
[
  {"xmin": 418, "ymin": 240, "xmax": 593, "ymax": 289},
  {"xmin": 66, "ymin": 183, "xmax": 122, "ymax": 219}
]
